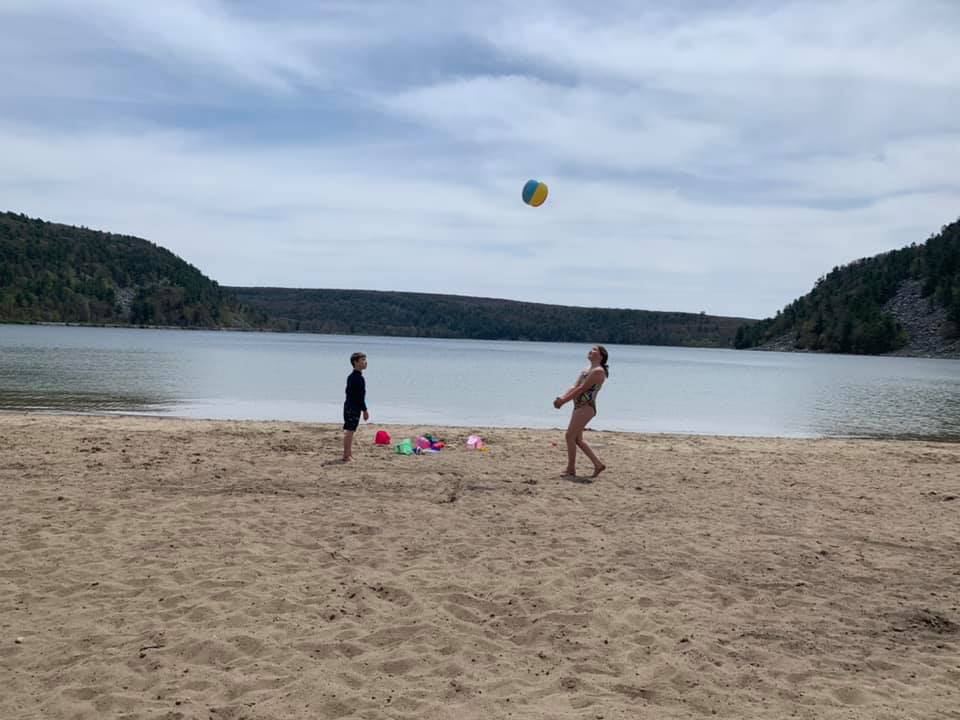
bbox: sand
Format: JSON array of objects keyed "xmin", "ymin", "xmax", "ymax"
[{"xmin": 1, "ymin": 413, "xmax": 958, "ymax": 719}]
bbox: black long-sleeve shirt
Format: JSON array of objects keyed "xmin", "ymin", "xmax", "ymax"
[{"xmin": 344, "ymin": 370, "xmax": 366, "ymax": 412}]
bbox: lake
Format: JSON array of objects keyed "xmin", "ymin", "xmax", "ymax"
[{"xmin": 1, "ymin": 324, "xmax": 959, "ymax": 439}]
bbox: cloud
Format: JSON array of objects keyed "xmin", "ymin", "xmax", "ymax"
[
  {"xmin": 770, "ymin": 135, "xmax": 960, "ymax": 199},
  {"xmin": 0, "ymin": 0, "xmax": 339, "ymax": 94},
  {"xmin": 484, "ymin": 1, "xmax": 960, "ymax": 89},
  {"xmin": 380, "ymin": 75, "xmax": 732, "ymax": 175},
  {"xmin": 0, "ymin": 1, "xmax": 956, "ymax": 318}
]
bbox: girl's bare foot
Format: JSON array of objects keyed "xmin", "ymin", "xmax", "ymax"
[
  {"xmin": 561, "ymin": 467, "xmax": 577, "ymax": 477},
  {"xmin": 592, "ymin": 463, "xmax": 606, "ymax": 478}
]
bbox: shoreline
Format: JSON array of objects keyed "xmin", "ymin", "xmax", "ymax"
[
  {"xmin": 6, "ymin": 321, "xmax": 960, "ymax": 359},
  {"xmin": 3, "ymin": 413, "xmax": 959, "ymax": 719},
  {"xmin": 3, "ymin": 408, "xmax": 960, "ymax": 444}
]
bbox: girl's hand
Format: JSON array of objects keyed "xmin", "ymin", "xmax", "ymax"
[
  {"xmin": 553, "ymin": 397, "xmax": 563, "ymax": 409},
  {"xmin": 362, "ymin": 410, "xmax": 370, "ymax": 421}
]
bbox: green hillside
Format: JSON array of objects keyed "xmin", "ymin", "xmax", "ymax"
[
  {"xmin": 0, "ymin": 209, "xmax": 754, "ymax": 347},
  {"xmin": 228, "ymin": 287, "xmax": 753, "ymax": 347},
  {"xmin": 0, "ymin": 211, "xmax": 257, "ymax": 327},
  {"xmin": 735, "ymin": 219, "xmax": 960, "ymax": 354}
]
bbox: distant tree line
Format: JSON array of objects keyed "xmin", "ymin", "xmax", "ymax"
[
  {"xmin": 0, "ymin": 210, "xmax": 754, "ymax": 347},
  {"xmin": 228, "ymin": 287, "xmax": 752, "ymax": 347},
  {"xmin": 735, "ymin": 219, "xmax": 960, "ymax": 354},
  {"xmin": 8, "ymin": 208, "xmax": 959, "ymax": 355}
]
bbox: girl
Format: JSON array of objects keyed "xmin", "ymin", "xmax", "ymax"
[{"xmin": 554, "ymin": 345, "xmax": 609, "ymax": 477}]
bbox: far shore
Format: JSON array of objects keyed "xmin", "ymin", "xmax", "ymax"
[{"xmin": 5, "ymin": 321, "xmax": 960, "ymax": 359}]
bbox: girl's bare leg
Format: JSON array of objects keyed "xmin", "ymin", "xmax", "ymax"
[
  {"xmin": 564, "ymin": 405, "xmax": 595, "ymax": 475},
  {"xmin": 576, "ymin": 432, "xmax": 606, "ymax": 477}
]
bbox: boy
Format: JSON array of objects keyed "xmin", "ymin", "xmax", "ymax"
[{"xmin": 342, "ymin": 352, "xmax": 369, "ymax": 461}]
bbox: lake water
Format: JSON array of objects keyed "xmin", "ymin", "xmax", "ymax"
[{"xmin": 1, "ymin": 324, "xmax": 959, "ymax": 439}]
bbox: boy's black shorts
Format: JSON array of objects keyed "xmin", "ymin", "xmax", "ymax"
[{"xmin": 343, "ymin": 406, "xmax": 361, "ymax": 432}]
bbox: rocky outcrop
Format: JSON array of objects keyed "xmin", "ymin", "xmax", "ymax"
[
  {"xmin": 882, "ymin": 280, "xmax": 960, "ymax": 359},
  {"xmin": 752, "ymin": 331, "xmax": 806, "ymax": 353},
  {"xmin": 753, "ymin": 280, "xmax": 960, "ymax": 358}
]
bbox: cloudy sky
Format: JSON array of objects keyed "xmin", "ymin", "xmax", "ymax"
[{"xmin": 2, "ymin": 1, "xmax": 958, "ymax": 318}]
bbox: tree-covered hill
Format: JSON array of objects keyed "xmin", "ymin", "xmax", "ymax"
[
  {"xmin": 0, "ymin": 209, "xmax": 754, "ymax": 346},
  {"xmin": 735, "ymin": 219, "xmax": 960, "ymax": 355},
  {"xmin": 227, "ymin": 287, "xmax": 754, "ymax": 347},
  {"xmin": 0, "ymin": 211, "xmax": 257, "ymax": 327}
]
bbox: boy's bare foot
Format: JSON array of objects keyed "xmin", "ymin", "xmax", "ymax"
[
  {"xmin": 341, "ymin": 456, "xmax": 354, "ymax": 462},
  {"xmin": 592, "ymin": 463, "xmax": 606, "ymax": 478}
]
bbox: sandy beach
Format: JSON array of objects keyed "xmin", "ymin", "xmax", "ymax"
[{"xmin": 1, "ymin": 413, "xmax": 958, "ymax": 719}]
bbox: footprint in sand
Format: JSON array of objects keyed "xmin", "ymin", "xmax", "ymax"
[{"xmin": 833, "ymin": 686, "xmax": 870, "ymax": 705}]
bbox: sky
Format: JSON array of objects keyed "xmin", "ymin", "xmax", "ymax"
[{"xmin": 1, "ymin": 1, "xmax": 958, "ymax": 319}]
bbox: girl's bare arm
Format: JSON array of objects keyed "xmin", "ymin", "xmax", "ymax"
[{"xmin": 556, "ymin": 368, "xmax": 604, "ymax": 405}]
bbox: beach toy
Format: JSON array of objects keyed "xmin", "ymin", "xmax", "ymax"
[
  {"xmin": 416, "ymin": 436, "xmax": 432, "ymax": 450},
  {"xmin": 395, "ymin": 438, "xmax": 413, "ymax": 455},
  {"xmin": 375, "ymin": 430, "xmax": 391, "ymax": 445},
  {"xmin": 466, "ymin": 434, "xmax": 485, "ymax": 450},
  {"xmin": 522, "ymin": 179, "xmax": 548, "ymax": 207},
  {"xmin": 423, "ymin": 433, "xmax": 445, "ymax": 450}
]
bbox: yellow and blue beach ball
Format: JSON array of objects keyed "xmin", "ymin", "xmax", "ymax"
[{"xmin": 522, "ymin": 179, "xmax": 549, "ymax": 207}]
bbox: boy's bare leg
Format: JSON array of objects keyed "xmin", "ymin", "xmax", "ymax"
[{"xmin": 342, "ymin": 430, "xmax": 354, "ymax": 461}]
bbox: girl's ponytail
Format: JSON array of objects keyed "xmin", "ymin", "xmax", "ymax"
[{"xmin": 597, "ymin": 345, "xmax": 610, "ymax": 377}]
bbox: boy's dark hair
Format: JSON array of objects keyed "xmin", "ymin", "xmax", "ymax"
[{"xmin": 350, "ymin": 352, "xmax": 366, "ymax": 368}]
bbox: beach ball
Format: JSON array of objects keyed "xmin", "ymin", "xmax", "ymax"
[{"xmin": 522, "ymin": 179, "xmax": 549, "ymax": 207}]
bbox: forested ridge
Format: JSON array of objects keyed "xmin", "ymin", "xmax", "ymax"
[
  {"xmin": 0, "ymin": 210, "xmax": 754, "ymax": 347},
  {"xmin": 5, "ymin": 209, "xmax": 958, "ymax": 355},
  {"xmin": 0, "ymin": 211, "xmax": 256, "ymax": 327},
  {"xmin": 228, "ymin": 287, "xmax": 752, "ymax": 347},
  {"xmin": 735, "ymin": 219, "xmax": 960, "ymax": 355}
]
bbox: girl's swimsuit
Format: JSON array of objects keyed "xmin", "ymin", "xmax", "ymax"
[{"xmin": 574, "ymin": 370, "xmax": 602, "ymax": 410}]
